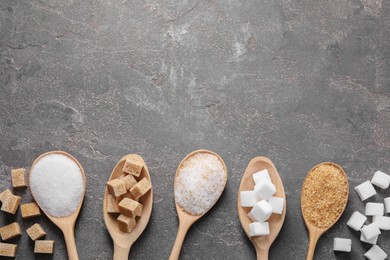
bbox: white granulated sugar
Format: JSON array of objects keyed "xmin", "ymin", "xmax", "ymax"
[
  {"xmin": 30, "ymin": 154, "xmax": 84, "ymax": 217},
  {"xmin": 174, "ymin": 153, "xmax": 226, "ymax": 216}
]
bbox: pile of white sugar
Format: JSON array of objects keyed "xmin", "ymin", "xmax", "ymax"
[
  {"xmin": 174, "ymin": 153, "xmax": 226, "ymax": 216},
  {"xmin": 30, "ymin": 154, "xmax": 84, "ymax": 217}
]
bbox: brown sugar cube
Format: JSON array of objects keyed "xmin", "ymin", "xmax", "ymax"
[
  {"xmin": 107, "ymin": 178, "xmax": 127, "ymax": 198},
  {"xmin": 26, "ymin": 224, "xmax": 46, "ymax": 241},
  {"xmin": 122, "ymin": 175, "xmax": 137, "ymax": 190},
  {"xmin": 34, "ymin": 240, "xmax": 55, "ymax": 254},
  {"xmin": 21, "ymin": 202, "xmax": 41, "ymax": 219},
  {"xmin": 107, "ymin": 194, "xmax": 120, "ymax": 214},
  {"xmin": 117, "ymin": 214, "xmax": 136, "ymax": 233},
  {"xmin": 118, "ymin": 198, "xmax": 143, "ymax": 218},
  {"xmin": 0, "ymin": 189, "xmax": 12, "ymax": 203},
  {"xmin": 1, "ymin": 194, "xmax": 21, "ymax": 214},
  {"xmin": 0, "ymin": 222, "xmax": 21, "ymax": 241},
  {"xmin": 122, "ymin": 158, "xmax": 143, "ymax": 177},
  {"xmin": 130, "ymin": 178, "xmax": 151, "ymax": 200},
  {"xmin": 11, "ymin": 168, "xmax": 27, "ymax": 188},
  {"xmin": 0, "ymin": 243, "xmax": 17, "ymax": 257}
]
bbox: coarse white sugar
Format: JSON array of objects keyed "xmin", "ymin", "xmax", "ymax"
[
  {"xmin": 373, "ymin": 215, "xmax": 390, "ymax": 231},
  {"xmin": 254, "ymin": 179, "xmax": 276, "ymax": 200},
  {"xmin": 364, "ymin": 245, "xmax": 387, "ymax": 260},
  {"xmin": 253, "ymin": 169, "xmax": 271, "ymax": 184},
  {"xmin": 267, "ymin": 196, "xmax": 284, "ymax": 214},
  {"xmin": 249, "ymin": 222, "xmax": 269, "ymax": 237},
  {"xmin": 361, "ymin": 223, "xmax": 381, "ymax": 240},
  {"xmin": 354, "ymin": 181, "xmax": 376, "ymax": 201},
  {"xmin": 240, "ymin": 191, "xmax": 257, "ymax": 207},
  {"xmin": 174, "ymin": 153, "xmax": 226, "ymax": 216},
  {"xmin": 384, "ymin": 197, "xmax": 390, "ymax": 214},
  {"xmin": 247, "ymin": 200, "xmax": 273, "ymax": 222},
  {"xmin": 347, "ymin": 211, "xmax": 367, "ymax": 231},
  {"xmin": 365, "ymin": 203, "xmax": 384, "ymax": 216},
  {"xmin": 371, "ymin": 171, "xmax": 390, "ymax": 189},
  {"xmin": 333, "ymin": 238, "xmax": 351, "ymax": 252},
  {"xmin": 30, "ymin": 154, "xmax": 84, "ymax": 217},
  {"xmin": 360, "ymin": 227, "xmax": 378, "ymax": 245}
]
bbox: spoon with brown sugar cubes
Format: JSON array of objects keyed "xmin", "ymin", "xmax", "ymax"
[
  {"xmin": 103, "ymin": 154, "xmax": 153, "ymax": 260},
  {"xmin": 169, "ymin": 149, "xmax": 227, "ymax": 260},
  {"xmin": 301, "ymin": 162, "xmax": 349, "ymax": 260},
  {"xmin": 237, "ymin": 156, "xmax": 286, "ymax": 260},
  {"xmin": 29, "ymin": 151, "xmax": 86, "ymax": 260}
]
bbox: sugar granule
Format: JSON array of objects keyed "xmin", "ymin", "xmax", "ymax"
[
  {"xmin": 174, "ymin": 153, "xmax": 226, "ymax": 216},
  {"xmin": 30, "ymin": 154, "xmax": 84, "ymax": 217}
]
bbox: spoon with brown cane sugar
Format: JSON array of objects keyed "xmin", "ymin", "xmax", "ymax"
[
  {"xmin": 301, "ymin": 162, "xmax": 349, "ymax": 260},
  {"xmin": 237, "ymin": 156, "xmax": 286, "ymax": 260},
  {"xmin": 169, "ymin": 149, "xmax": 227, "ymax": 260},
  {"xmin": 103, "ymin": 154, "xmax": 153, "ymax": 260},
  {"xmin": 30, "ymin": 151, "xmax": 86, "ymax": 260}
]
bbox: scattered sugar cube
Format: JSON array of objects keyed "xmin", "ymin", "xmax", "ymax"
[
  {"xmin": 0, "ymin": 222, "xmax": 21, "ymax": 241},
  {"xmin": 371, "ymin": 171, "xmax": 390, "ymax": 189},
  {"xmin": 21, "ymin": 202, "xmax": 41, "ymax": 219},
  {"xmin": 122, "ymin": 158, "xmax": 143, "ymax": 177},
  {"xmin": 26, "ymin": 224, "xmax": 46, "ymax": 241},
  {"xmin": 107, "ymin": 179, "xmax": 127, "ymax": 198},
  {"xmin": 0, "ymin": 189, "xmax": 12, "ymax": 203},
  {"xmin": 240, "ymin": 191, "xmax": 257, "ymax": 207},
  {"xmin": 384, "ymin": 197, "xmax": 390, "ymax": 214},
  {"xmin": 130, "ymin": 178, "xmax": 151, "ymax": 200},
  {"xmin": 117, "ymin": 214, "xmax": 136, "ymax": 233},
  {"xmin": 34, "ymin": 240, "xmax": 55, "ymax": 254},
  {"xmin": 249, "ymin": 222, "xmax": 270, "ymax": 237},
  {"xmin": 0, "ymin": 243, "xmax": 17, "ymax": 257},
  {"xmin": 254, "ymin": 179, "xmax": 276, "ymax": 200},
  {"xmin": 364, "ymin": 245, "xmax": 387, "ymax": 260},
  {"xmin": 361, "ymin": 223, "xmax": 381, "ymax": 240},
  {"xmin": 366, "ymin": 203, "xmax": 384, "ymax": 216},
  {"xmin": 247, "ymin": 200, "xmax": 273, "ymax": 222},
  {"xmin": 347, "ymin": 211, "xmax": 367, "ymax": 231},
  {"xmin": 11, "ymin": 168, "xmax": 27, "ymax": 188},
  {"xmin": 107, "ymin": 194, "xmax": 120, "ymax": 214},
  {"xmin": 1, "ymin": 194, "xmax": 21, "ymax": 214},
  {"xmin": 253, "ymin": 169, "xmax": 271, "ymax": 184},
  {"xmin": 360, "ymin": 228, "xmax": 378, "ymax": 245},
  {"xmin": 355, "ymin": 181, "xmax": 376, "ymax": 201},
  {"xmin": 333, "ymin": 238, "xmax": 351, "ymax": 252},
  {"xmin": 373, "ymin": 215, "xmax": 390, "ymax": 231},
  {"xmin": 118, "ymin": 198, "xmax": 143, "ymax": 218},
  {"xmin": 267, "ymin": 196, "xmax": 284, "ymax": 214},
  {"xmin": 122, "ymin": 175, "xmax": 137, "ymax": 190}
]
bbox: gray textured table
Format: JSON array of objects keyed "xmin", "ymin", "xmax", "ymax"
[{"xmin": 0, "ymin": 0, "xmax": 389, "ymax": 259}]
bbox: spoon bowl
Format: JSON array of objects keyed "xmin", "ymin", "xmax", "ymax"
[
  {"xmin": 103, "ymin": 154, "xmax": 153, "ymax": 260},
  {"xmin": 30, "ymin": 151, "xmax": 86, "ymax": 260},
  {"xmin": 169, "ymin": 149, "xmax": 227, "ymax": 260}
]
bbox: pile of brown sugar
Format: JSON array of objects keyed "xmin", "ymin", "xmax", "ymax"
[{"xmin": 301, "ymin": 164, "xmax": 348, "ymax": 229}]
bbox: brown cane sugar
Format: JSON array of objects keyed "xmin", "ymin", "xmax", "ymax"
[{"xmin": 301, "ymin": 164, "xmax": 348, "ymax": 229}]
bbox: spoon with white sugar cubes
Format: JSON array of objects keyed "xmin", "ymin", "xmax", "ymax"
[{"xmin": 238, "ymin": 156, "xmax": 286, "ymax": 260}]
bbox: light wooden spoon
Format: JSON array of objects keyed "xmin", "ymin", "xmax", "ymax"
[
  {"xmin": 169, "ymin": 149, "xmax": 227, "ymax": 260},
  {"xmin": 30, "ymin": 151, "xmax": 86, "ymax": 260},
  {"xmin": 103, "ymin": 154, "xmax": 153, "ymax": 260},
  {"xmin": 238, "ymin": 156, "xmax": 286, "ymax": 260},
  {"xmin": 301, "ymin": 162, "xmax": 349, "ymax": 260}
]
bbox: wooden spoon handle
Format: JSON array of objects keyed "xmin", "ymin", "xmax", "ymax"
[
  {"xmin": 62, "ymin": 227, "xmax": 79, "ymax": 260},
  {"xmin": 306, "ymin": 229, "xmax": 322, "ymax": 260},
  {"xmin": 256, "ymin": 248, "xmax": 269, "ymax": 260},
  {"xmin": 113, "ymin": 243, "xmax": 131, "ymax": 260},
  {"xmin": 169, "ymin": 222, "xmax": 191, "ymax": 260}
]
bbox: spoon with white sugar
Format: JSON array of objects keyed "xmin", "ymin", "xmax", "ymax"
[
  {"xmin": 169, "ymin": 149, "xmax": 227, "ymax": 260},
  {"xmin": 30, "ymin": 151, "xmax": 86, "ymax": 260}
]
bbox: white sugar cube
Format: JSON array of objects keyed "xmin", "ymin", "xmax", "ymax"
[
  {"xmin": 366, "ymin": 203, "xmax": 384, "ymax": 216},
  {"xmin": 371, "ymin": 171, "xmax": 390, "ymax": 189},
  {"xmin": 254, "ymin": 180, "xmax": 276, "ymax": 200},
  {"xmin": 247, "ymin": 200, "xmax": 273, "ymax": 222},
  {"xmin": 360, "ymin": 226, "xmax": 378, "ymax": 244},
  {"xmin": 384, "ymin": 197, "xmax": 390, "ymax": 214},
  {"xmin": 240, "ymin": 191, "xmax": 258, "ymax": 207},
  {"xmin": 355, "ymin": 181, "xmax": 376, "ymax": 201},
  {"xmin": 249, "ymin": 222, "xmax": 270, "ymax": 237},
  {"xmin": 267, "ymin": 196, "xmax": 284, "ymax": 214},
  {"xmin": 361, "ymin": 223, "xmax": 381, "ymax": 240},
  {"xmin": 364, "ymin": 245, "xmax": 387, "ymax": 260},
  {"xmin": 373, "ymin": 215, "xmax": 390, "ymax": 230},
  {"xmin": 253, "ymin": 169, "xmax": 271, "ymax": 184},
  {"xmin": 333, "ymin": 238, "xmax": 351, "ymax": 252},
  {"xmin": 347, "ymin": 211, "xmax": 367, "ymax": 231}
]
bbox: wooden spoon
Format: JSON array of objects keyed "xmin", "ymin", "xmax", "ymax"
[
  {"xmin": 30, "ymin": 151, "xmax": 86, "ymax": 260},
  {"xmin": 169, "ymin": 149, "xmax": 227, "ymax": 260},
  {"xmin": 238, "ymin": 156, "xmax": 286, "ymax": 260},
  {"xmin": 301, "ymin": 162, "xmax": 349, "ymax": 260},
  {"xmin": 103, "ymin": 154, "xmax": 153, "ymax": 260}
]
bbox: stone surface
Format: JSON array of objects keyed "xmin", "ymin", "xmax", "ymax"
[{"xmin": 0, "ymin": 0, "xmax": 389, "ymax": 259}]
